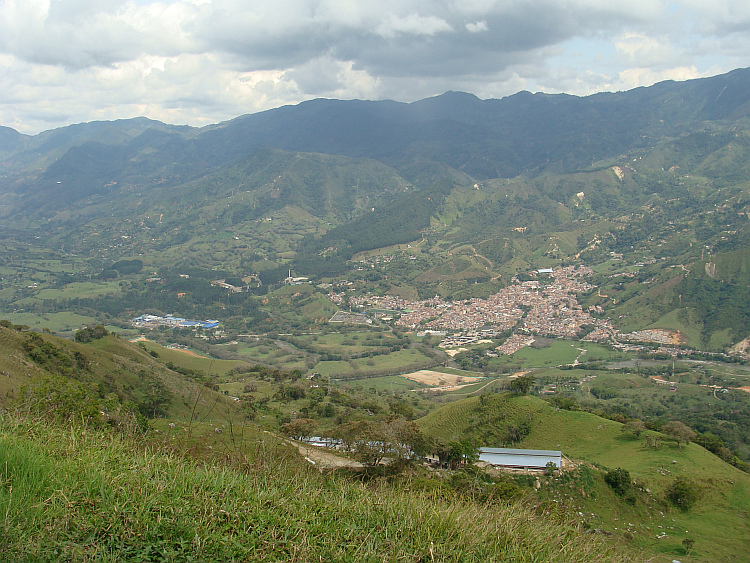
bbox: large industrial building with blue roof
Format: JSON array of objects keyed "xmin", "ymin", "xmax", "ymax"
[{"xmin": 131, "ymin": 314, "xmax": 219, "ymax": 330}]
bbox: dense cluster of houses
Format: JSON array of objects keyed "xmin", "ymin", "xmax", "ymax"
[
  {"xmin": 338, "ymin": 266, "xmax": 695, "ymax": 355},
  {"xmin": 350, "ymin": 266, "xmax": 607, "ymax": 340}
]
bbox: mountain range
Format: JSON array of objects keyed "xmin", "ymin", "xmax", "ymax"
[{"xmin": 3, "ymin": 67, "xmax": 750, "ymax": 348}]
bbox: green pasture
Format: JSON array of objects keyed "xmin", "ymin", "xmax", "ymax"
[
  {"xmin": 315, "ymin": 347, "xmax": 434, "ymax": 378},
  {"xmin": 0, "ymin": 311, "xmax": 100, "ymax": 334},
  {"xmin": 418, "ymin": 392, "xmax": 750, "ymax": 561},
  {"xmin": 135, "ymin": 339, "xmax": 247, "ymax": 376},
  {"xmin": 234, "ymin": 340, "xmax": 309, "ymax": 371},
  {"xmin": 342, "ymin": 375, "xmax": 425, "ymax": 393},
  {"xmin": 489, "ymin": 340, "xmax": 584, "ymax": 369},
  {"xmin": 488, "ymin": 340, "xmax": 626, "ymax": 372},
  {"xmin": 34, "ymin": 281, "xmax": 122, "ymax": 300},
  {"xmin": 521, "ymin": 404, "xmax": 750, "ymax": 562},
  {"xmin": 217, "ymin": 378, "xmax": 276, "ymax": 398},
  {"xmin": 288, "ymin": 331, "xmax": 398, "ymax": 355}
]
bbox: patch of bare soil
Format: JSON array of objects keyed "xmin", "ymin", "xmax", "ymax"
[{"xmin": 294, "ymin": 443, "xmax": 364, "ymax": 469}]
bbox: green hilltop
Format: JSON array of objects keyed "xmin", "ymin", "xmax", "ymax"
[{"xmin": 418, "ymin": 392, "xmax": 750, "ymax": 561}]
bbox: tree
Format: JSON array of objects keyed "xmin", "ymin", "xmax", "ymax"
[
  {"xmin": 282, "ymin": 418, "xmax": 317, "ymax": 440},
  {"xmin": 74, "ymin": 324, "xmax": 109, "ymax": 343},
  {"xmin": 506, "ymin": 420, "xmax": 532, "ymax": 444},
  {"xmin": 662, "ymin": 421, "xmax": 696, "ymax": 448},
  {"xmin": 332, "ymin": 420, "xmax": 389, "ymax": 466},
  {"xmin": 509, "ymin": 374, "xmax": 535, "ymax": 395},
  {"xmin": 622, "ymin": 419, "xmax": 647, "ymax": 439},
  {"xmin": 644, "ymin": 434, "xmax": 662, "ymax": 449}
]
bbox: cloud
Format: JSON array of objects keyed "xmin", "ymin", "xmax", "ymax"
[
  {"xmin": 615, "ymin": 33, "xmax": 682, "ymax": 68},
  {"xmin": 375, "ymin": 13, "xmax": 453, "ymax": 38},
  {"xmin": 465, "ymin": 20, "xmax": 488, "ymax": 33},
  {"xmin": 0, "ymin": 0, "xmax": 746, "ymax": 133}
]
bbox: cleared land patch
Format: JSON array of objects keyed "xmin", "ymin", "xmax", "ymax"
[{"xmin": 401, "ymin": 369, "xmax": 484, "ymax": 389}]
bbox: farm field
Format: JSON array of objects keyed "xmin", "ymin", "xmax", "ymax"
[
  {"xmin": 487, "ymin": 339, "xmax": 625, "ymax": 371},
  {"xmin": 430, "ymin": 366, "xmax": 485, "ymax": 377},
  {"xmin": 315, "ymin": 347, "xmax": 435, "ymax": 378},
  {"xmin": 134, "ymin": 339, "xmax": 248, "ymax": 376},
  {"xmin": 341, "ymin": 374, "xmax": 425, "ymax": 393},
  {"xmin": 443, "ymin": 376, "xmax": 503, "ymax": 395},
  {"xmin": 0, "ymin": 311, "xmax": 114, "ymax": 336},
  {"xmin": 400, "ymin": 369, "xmax": 484, "ymax": 389}
]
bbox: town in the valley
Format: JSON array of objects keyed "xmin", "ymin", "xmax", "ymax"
[{"xmin": 329, "ymin": 265, "xmax": 706, "ymax": 359}]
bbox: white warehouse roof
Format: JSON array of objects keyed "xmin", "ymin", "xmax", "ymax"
[{"xmin": 479, "ymin": 447, "xmax": 562, "ymax": 468}]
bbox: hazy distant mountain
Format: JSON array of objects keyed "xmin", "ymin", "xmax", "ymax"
[
  {"xmin": 3, "ymin": 68, "xmax": 750, "ymax": 348},
  {"xmin": 2, "ymin": 67, "xmax": 749, "ymax": 223}
]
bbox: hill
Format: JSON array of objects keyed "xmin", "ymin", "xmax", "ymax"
[
  {"xmin": 2, "ymin": 67, "xmax": 750, "ymax": 217},
  {"xmin": 0, "ymin": 413, "xmax": 634, "ymax": 562},
  {"xmin": 0, "ymin": 322, "xmax": 236, "ymax": 423},
  {"xmin": 0, "ymin": 323, "xmax": 641, "ymax": 562},
  {"xmin": 417, "ymin": 393, "xmax": 750, "ymax": 561}
]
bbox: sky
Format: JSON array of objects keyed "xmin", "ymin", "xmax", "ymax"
[{"xmin": 1, "ymin": 0, "xmax": 749, "ymax": 135}]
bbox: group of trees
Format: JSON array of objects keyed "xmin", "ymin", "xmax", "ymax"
[
  {"xmin": 621, "ymin": 418, "xmax": 696, "ymax": 448},
  {"xmin": 281, "ymin": 415, "xmax": 481, "ymax": 469},
  {"xmin": 74, "ymin": 324, "xmax": 109, "ymax": 343}
]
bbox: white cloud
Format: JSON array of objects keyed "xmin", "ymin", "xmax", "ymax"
[
  {"xmin": 375, "ymin": 13, "xmax": 453, "ymax": 38},
  {"xmin": 615, "ymin": 66, "xmax": 703, "ymax": 90},
  {"xmin": 615, "ymin": 33, "xmax": 680, "ymax": 68},
  {"xmin": 0, "ymin": 0, "xmax": 745, "ymax": 133},
  {"xmin": 465, "ymin": 20, "xmax": 488, "ymax": 33}
]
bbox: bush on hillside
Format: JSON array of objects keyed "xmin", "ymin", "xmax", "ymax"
[
  {"xmin": 75, "ymin": 324, "xmax": 109, "ymax": 343},
  {"xmin": 666, "ymin": 477, "xmax": 701, "ymax": 511},
  {"xmin": 509, "ymin": 374, "xmax": 535, "ymax": 395},
  {"xmin": 604, "ymin": 468, "xmax": 632, "ymax": 497},
  {"xmin": 18, "ymin": 374, "xmax": 102, "ymax": 425}
]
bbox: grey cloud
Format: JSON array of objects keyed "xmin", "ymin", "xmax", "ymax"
[
  {"xmin": 0, "ymin": 0, "xmax": 746, "ymax": 134},
  {"xmin": 193, "ymin": 0, "xmax": 652, "ymax": 81}
]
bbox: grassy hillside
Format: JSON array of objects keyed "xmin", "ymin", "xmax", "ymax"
[
  {"xmin": 0, "ymin": 323, "xmax": 236, "ymax": 422},
  {"xmin": 0, "ymin": 415, "xmax": 635, "ymax": 562},
  {"xmin": 0, "ymin": 323, "xmax": 636, "ymax": 562},
  {"xmin": 418, "ymin": 393, "xmax": 750, "ymax": 561}
]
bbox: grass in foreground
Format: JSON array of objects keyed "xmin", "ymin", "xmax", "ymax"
[{"xmin": 0, "ymin": 415, "xmax": 634, "ymax": 562}]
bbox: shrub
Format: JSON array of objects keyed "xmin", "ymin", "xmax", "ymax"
[
  {"xmin": 666, "ymin": 477, "xmax": 700, "ymax": 511},
  {"xmin": 604, "ymin": 468, "xmax": 631, "ymax": 497}
]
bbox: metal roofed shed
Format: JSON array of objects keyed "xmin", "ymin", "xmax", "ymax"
[{"xmin": 479, "ymin": 447, "xmax": 562, "ymax": 469}]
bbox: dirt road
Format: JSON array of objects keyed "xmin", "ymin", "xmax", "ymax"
[{"xmin": 294, "ymin": 443, "xmax": 364, "ymax": 469}]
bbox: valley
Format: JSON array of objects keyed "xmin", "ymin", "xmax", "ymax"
[{"xmin": 3, "ymin": 69, "xmax": 750, "ymax": 561}]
